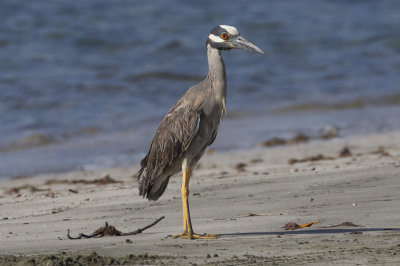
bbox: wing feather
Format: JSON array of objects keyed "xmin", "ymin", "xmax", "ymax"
[{"xmin": 137, "ymin": 101, "xmax": 201, "ymax": 198}]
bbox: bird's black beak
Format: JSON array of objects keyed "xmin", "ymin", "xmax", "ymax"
[{"xmin": 231, "ymin": 36, "xmax": 264, "ymax": 54}]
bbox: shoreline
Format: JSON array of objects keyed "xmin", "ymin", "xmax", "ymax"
[{"xmin": 1, "ymin": 131, "xmax": 400, "ymax": 265}]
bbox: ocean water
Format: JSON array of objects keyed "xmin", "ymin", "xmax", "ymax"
[{"xmin": 1, "ymin": 0, "xmax": 400, "ymax": 178}]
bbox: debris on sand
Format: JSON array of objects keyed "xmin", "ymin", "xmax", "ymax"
[
  {"xmin": 370, "ymin": 146, "xmax": 391, "ymax": 157},
  {"xmin": 235, "ymin": 163, "xmax": 247, "ymax": 172},
  {"xmin": 288, "ymin": 145, "xmax": 355, "ymax": 165},
  {"xmin": 260, "ymin": 133, "xmax": 309, "ymax": 147},
  {"xmin": 5, "ymin": 185, "xmax": 50, "ymax": 195},
  {"xmin": 288, "ymin": 154, "xmax": 334, "ymax": 165},
  {"xmin": 283, "ymin": 220, "xmax": 320, "ymax": 230},
  {"xmin": 339, "ymin": 147, "xmax": 352, "ymax": 157},
  {"xmin": 67, "ymin": 216, "xmax": 165, "ymax": 239},
  {"xmin": 287, "ymin": 144, "xmax": 393, "ymax": 166},
  {"xmin": 260, "ymin": 128, "xmax": 339, "ymax": 148},
  {"xmin": 68, "ymin": 189, "xmax": 78, "ymax": 194},
  {"xmin": 2, "ymin": 175, "xmax": 120, "ymax": 197},
  {"xmin": 45, "ymin": 174, "xmax": 122, "ymax": 186},
  {"xmin": 242, "ymin": 213, "xmax": 269, "ymax": 218},
  {"xmin": 249, "ymin": 158, "xmax": 263, "ymax": 164},
  {"xmin": 260, "ymin": 137, "xmax": 287, "ymax": 147},
  {"xmin": 287, "ymin": 133, "xmax": 310, "ymax": 145},
  {"xmin": 323, "ymin": 221, "xmax": 364, "ymax": 228}
]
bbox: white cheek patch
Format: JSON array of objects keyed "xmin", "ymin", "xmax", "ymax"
[
  {"xmin": 219, "ymin": 25, "xmax": 238, "ymax": 35},
  {"xmin": 208, "ymin": 33, "xmax": 225, "ymax": 43}
]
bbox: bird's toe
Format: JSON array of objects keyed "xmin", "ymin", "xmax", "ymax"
[{"xmin": 171, "ymin": 232, "xmax": 219, "ymax": 239}]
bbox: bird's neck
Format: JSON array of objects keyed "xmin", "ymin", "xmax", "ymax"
[{"xmin": 206, "ymin": 44, "xmax": 227, "ymax": 100}]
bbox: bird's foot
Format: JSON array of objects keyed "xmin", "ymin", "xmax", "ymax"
[{"xmin": 171, "ymin": 232, "xmax": 219, "ymax": 239}]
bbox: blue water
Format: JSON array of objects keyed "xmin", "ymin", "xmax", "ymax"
[{"xmin": 1, "ymin": 0, "xmax": 400, "ymax": 178}]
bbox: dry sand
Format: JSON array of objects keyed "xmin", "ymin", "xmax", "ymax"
[{"xmin": 1, "ymin": 131, "xmax": 400, "ymax": 265}]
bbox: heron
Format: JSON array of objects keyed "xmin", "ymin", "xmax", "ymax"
[{"xmin": 137, "ymin": 25, "xmax": 263, "ymax": 239}]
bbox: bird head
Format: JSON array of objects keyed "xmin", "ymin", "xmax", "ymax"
[{"xmin": 207, "ymin": 25, "xmax": 264, "ymax": 54}]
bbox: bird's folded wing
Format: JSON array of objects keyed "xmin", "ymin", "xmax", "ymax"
[{"xmin": 139, "ymin": 103, "xmax": 201, "ymax": 185}]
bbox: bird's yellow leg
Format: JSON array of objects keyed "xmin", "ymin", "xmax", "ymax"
[
  {"xmin": 172, "ymin": 167, "xmax": 219, "ymax": 240},
  {"xmin": 172, "ymin": 168, "xmax": 191, "ymax": 238}
]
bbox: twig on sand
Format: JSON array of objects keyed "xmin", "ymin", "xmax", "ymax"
[{"xmin": 67, "ymin": 216, "xmax": 165, "ymax": 240}]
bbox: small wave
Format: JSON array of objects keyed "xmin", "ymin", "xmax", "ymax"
[{"xmin": 0, "ymin": 133, "xmax": 58, "ymax": 152}]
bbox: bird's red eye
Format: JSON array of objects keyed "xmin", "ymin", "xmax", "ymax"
[{"xmin": 220, "ymin": 33, "xmax": 229, "ymax": 40}]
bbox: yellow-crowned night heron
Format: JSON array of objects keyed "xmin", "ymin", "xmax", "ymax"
[{"xmin": 137, "ymin": 25, "xmax": 263, "ymax": 239}]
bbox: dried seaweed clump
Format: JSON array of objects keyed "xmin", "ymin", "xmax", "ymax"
[{"xmin": 67, "ymin": 216, "xmax": 165, "ymax": 239}]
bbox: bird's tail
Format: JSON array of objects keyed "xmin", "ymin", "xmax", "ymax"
[{"xmin": 137, "ymin": 157, "xmax": 171, "ymax": 201}]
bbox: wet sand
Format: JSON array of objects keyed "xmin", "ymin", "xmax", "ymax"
[{"xmin": 1, "ymin": 131, "xmax": 400, "ymax": 265}]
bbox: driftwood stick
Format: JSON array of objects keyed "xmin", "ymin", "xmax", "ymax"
[
  {"xmin": 121, "ymin": 216, "xmax": 165, "ymax": 236},
  {"xmin": 67, "ymin": 216, "xmax": 165, "ymax": 240}
]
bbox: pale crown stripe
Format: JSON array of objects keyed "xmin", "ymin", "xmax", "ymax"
[{"xmin": 219, "ymin": 25, "xmax": 238, "ymax": 35}]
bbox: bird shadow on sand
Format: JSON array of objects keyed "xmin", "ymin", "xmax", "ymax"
[{"xmin": 222, "ymin": 227, "xmax": 400, "ymax": 237}]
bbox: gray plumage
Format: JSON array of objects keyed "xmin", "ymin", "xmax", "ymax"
[{"xmin": 137, "ymin": 25, "xmax": 263, "ymax": 201}]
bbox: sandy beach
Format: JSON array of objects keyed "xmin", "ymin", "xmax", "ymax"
[{"xmin": 1, "ymin": 131, "xmax": 400, "ymax": 265}]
